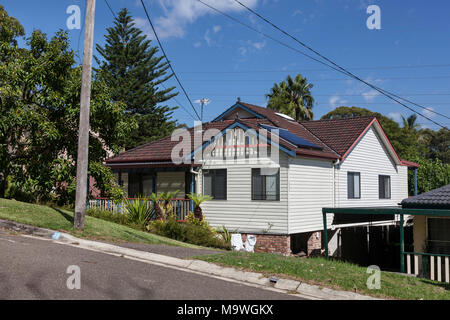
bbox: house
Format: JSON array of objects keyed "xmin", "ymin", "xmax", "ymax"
[
  {"xmin": 105, "ymin": 100, "xmax": 418, "ymax": 255},
  {"xmin": 402, "ymin": 184, "xmax": 450, "ymax": 255},
  {"xmin": 322, "ymin": 184, "xmax": 450, "ymax": 282}
]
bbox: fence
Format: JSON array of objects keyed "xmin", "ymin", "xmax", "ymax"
[
  {"xmin": 404, "ymin": 252, "xmax": 450, "ymax": 283},
  {"xmin": 88, "ymin": 198, "xmax": 191, "ymax": 221}
]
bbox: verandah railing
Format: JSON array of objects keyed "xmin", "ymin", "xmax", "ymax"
[
  {"xmin": 87, "ymin": 198, "xmax": 191, "ymax": 221},
  {"xmin": 404, "ymin": 252, "xmax": 450, "ymax": 283}
]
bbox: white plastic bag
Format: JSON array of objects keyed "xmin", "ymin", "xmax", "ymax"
[
  {"xmin": 231, "ymin": 233, "xmax": 244, "ymax": 251},
  {"xmin": 245, "ymin": 235, "xmax": 257, "ymax": 252}
]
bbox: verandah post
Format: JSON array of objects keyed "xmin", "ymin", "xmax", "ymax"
[
  {"xmin": 400, "ymin": 213, "xmax": 405, "ymax": 273},
  {"xmin": 322, "ymin": 211, "xmax": 329, "ymax": 259}
]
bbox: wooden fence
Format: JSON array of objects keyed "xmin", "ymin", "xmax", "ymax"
[
  {"xmin": 88, "ymin": 198, "xmax": 191, "ymax": 221},
  {"xmin": 405, "ymin": 252, "xmax": 450, "ymax": 283}
]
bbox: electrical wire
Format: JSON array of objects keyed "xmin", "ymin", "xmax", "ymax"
[
  {"xmin": 140, "ymin": 0, "xmax": 201, "ymax": 120},
  {"xmin": 228, "ymin": 0, "xmax": 450, "ymax": 127}
]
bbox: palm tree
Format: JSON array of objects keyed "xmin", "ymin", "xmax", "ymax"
[
  {"xmin": 401, "ymin": 114, "xmax": 420, "ymax": 131},
  {"xmin": 187, "ymin": 193, "xmax": 213, "ymax": 220},
  {"xmin": 266, "ymin": 74, "xmax": 315, "ymax": 121}
]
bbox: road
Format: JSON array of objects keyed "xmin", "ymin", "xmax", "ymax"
[{"xmin": 0, "ymin": 229, "xmax": 302, "ymax": 300}]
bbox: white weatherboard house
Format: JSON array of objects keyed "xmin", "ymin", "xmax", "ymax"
[{"xmin": 105, "ymin": 101, "xmax": 418, "ymax": 255}]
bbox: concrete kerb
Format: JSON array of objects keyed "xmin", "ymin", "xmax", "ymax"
[{"xmin": 0, "ymin": 219, "xmax": 379, "ymax": 300}]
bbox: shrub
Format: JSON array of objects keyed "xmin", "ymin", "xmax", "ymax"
[
  {"xmin": 147, "ymin": 215, "xmax": 231, "ymax": 250},
  {"xmin": 86, "ymin": 208, "xmax": 131, "ymax": 227},
  {"xmin": 122, "ymin": 197, "xmax": 154, "ymax": 229},
  {"xmin": 187, "ymin": 193, "xmax": 212, "ymax": 220}
]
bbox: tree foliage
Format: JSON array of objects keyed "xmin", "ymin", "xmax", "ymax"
[
  {"xmin": 0, "ymin": 6, "xmax": 129, "ymax": 204},
  {"xmin": 95, "ymin": 8, "xmax": 179, "ymax": 150},
  {"xmin": 266, "ymin": 74, "xmax": 314, "ymax": 121},
  {"xmin": 407, "ymin": 157, "xmax": 450, "ymax": 195}
]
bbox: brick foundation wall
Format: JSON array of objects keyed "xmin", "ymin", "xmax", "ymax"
[
  {"xmin": 307, "ymin": 231, "xmax": 322, "ymax": 255},
  {"xmin": 240, "ymin": 233, "xmax": 291, "ymax": 255}
]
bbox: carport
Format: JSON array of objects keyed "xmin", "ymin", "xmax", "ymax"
[{"xmin": 322, "ymin": 206, "xmax": 450, "ymax": 280}]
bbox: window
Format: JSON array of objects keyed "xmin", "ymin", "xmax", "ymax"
[
  {"xmin": 427, "ymin": 218, "xmax": 450, "ymax": 254},
  {"xmin": 347, "ymin": 172, "xmax": 361, "ymax": 199},
  {"xmin": 252, "ymin": 168, "xmax": 280, "ymax": 201},
  {"xmin": 379, "ymin": 175, "xmax": 391, "ymax": 199},
  {"xmin": 203, "ymin": 169, "xmax": 227, "ymax": 200}
]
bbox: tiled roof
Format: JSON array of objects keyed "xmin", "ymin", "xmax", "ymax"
[
  {"xmin": 299, "ymin": 117, "xmax": 376, "ymax": 155},
  {"xmin": 239, "ymin": 103, "xmax": 339, "ymax": 159},
  {"xmin": 106, "ymin": 101, "xmax": 397, "ymax": 165},
  {"xmin": 106, "ymin": 121, "xmax": 234, "ymax": 163},
  {"xmin": 401, "ymin": 184, "xmax": 450, "ymax": 209}
]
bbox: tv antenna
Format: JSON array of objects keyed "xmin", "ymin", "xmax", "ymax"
[{"xmin": 195, "ymin": 98, "xmax": 211, "ymax": 123}]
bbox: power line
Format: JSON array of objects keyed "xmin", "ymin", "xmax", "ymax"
[
  {"xmin": 173, "ymin": 75, "xmax": 450, "ymax": 81},
  {"xmin": 178, "ymin": 63, "xmax": 450, "ymax": 74},
  {"xmin": 226, "ymin": 0, "xmax": 449, "ymax": 128},
  {"xmin": 101, "ymin": 1, "xmax": 195, "ymax": 121},
  {"xmin": 139, "ymin": 0, "xmax": 201, "ymax": 121},
  {"xmin": 188, "ymin": 92, "xmax": 450, "ymax": 97},
  {"xmin": 161, "ymin": 84, "xmax": 198, "ymax": 121},
  {"xmin": 103, "ymin": 0, "xmax": 117, "ymax": 19}
]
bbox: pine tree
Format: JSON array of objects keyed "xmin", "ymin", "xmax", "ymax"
[{"xmin": 95, "ymin": 8, "xmax": 178, "ymax": 150}]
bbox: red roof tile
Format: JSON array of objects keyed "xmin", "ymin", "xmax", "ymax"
[
  {"xmin": 106, "ymin": 102, "xmax": 393, "ymax": 165},
  {"xmin": 300, "ymin": 117, "xmax": 376, "ymax": 156}
]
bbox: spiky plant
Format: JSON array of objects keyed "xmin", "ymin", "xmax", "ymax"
[
  {"xmin": 159, "ymin": 190, "xmax": 179, "ymax": 220},
  {"xmin": 187, "ymin": 193, "xmax": 213, "ymax": 220},
  {"xmin": 123, "ymin": 196, "xmax": 152, "ymax": 228},
  {"xmin": 149, "ymin": 193, "xmax": 163, "ymax": 220}
]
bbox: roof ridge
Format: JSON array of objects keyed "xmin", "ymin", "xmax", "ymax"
[{"xmin": 299, "ymin": 116, "xmax": 376, "ymax": 124}]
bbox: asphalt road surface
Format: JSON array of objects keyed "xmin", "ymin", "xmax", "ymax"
[{"xmin": 0, "ymin": 229, "xmax": 303, "ymax": 300}]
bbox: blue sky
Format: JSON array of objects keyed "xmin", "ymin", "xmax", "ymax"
[{"xmin": 3, "ymin": 0, "xmax": 450, "ymax": 129}]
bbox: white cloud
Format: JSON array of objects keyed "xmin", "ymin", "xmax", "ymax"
[
  {"xmin": 136, "ymin": 0, "xmax": 259, "ymax": 39},
  {"xmin": 422, "ymin": 107, "xmax": 435, "ymax": 118},
  {"xmin": 292, "ymin": 9, "xmax": 302, "ymax": 17},
  {"xmin": 193, "ymin": 41, "xmax": 202, "ymax": 47},
  {"xmin": 238, "ymin": 46, "xmax": 247, "ymax": 56},
  {"xmin": 251, "ymin": 40, "xmax": 266, "ymax": 50},
  {"xmin": 213, "ymin": 25, "xmax": 222, "ymax": 33},
  {"xmin": 388, "ymin": 112, "xmax": 402, "ymax": 122},
  {"xmin": 204, "ymin": 29, "xmax": 212, "ymax": 46},
  {"xmin": 329, "ymin": 95, "xmax": 341, "ymax": 108},
  {"xmin": 362, "ymin": 89, "xmax": 380, "ymax": 102}
]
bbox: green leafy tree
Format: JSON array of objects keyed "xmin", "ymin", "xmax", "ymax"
[
  {"xmin": 417, "ymin": 128, "xmax": 450, "ymax": 164},
  {"xmin": 401, "ymin": 114, "xmax": 420, "ymax": 132},
  {"xmin": 407, "ymin": 157, "xmax": 450, "ymax": 195},
  {"xmin": 95, "ymin": 8, "xmax": 179, "ymax": 150},
  {"xmin": 266, "ymin": 74, "xmax": 314, "ymax": 121},
  {"xmin": 0, "ymin": 7, "xmax": 130, "ymax": 204}
]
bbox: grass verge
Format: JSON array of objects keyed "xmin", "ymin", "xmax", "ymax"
[
  {"xmin": 196, "ymin": 251, "xmax": 450, "ymax": 300},
  {"xmin": 0, "ymin": 198, "xmax": 201, "ymax": 248}
]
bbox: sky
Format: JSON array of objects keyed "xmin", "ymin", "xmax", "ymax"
[{"xmin": 2, "ymin": 0, "xmax": 450, "ymax": 130}]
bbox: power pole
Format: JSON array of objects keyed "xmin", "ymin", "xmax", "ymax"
[{"xmin": 74, "ymin": 0, "xmax": 96, "ymax": 230}]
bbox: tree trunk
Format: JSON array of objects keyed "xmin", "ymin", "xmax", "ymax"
[{"xmin": 194, "ymin": 205, "xmax": 203, "ymax": 220}]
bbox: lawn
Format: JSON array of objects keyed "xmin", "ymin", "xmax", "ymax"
[
  {"xmin": 0, "ymin": 198, "xmax": 201, "ymax": 248},
  {"xmin": 196, "ymin": 251, "xmax": 450, "ymax": 300}
]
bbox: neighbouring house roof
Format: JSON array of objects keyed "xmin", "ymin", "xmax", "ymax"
[
  {"xmin": 105, "ymin": 100, "xmax": 412, "ymax": 167},
  {"xmin": 401, "ymin": 184, "xmax": 450, "ymax": 209}
]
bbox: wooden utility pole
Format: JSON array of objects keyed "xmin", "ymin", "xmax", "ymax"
[{"xmin": 74, "ymin": 0, "xmax": 96, "ymax": 230}]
